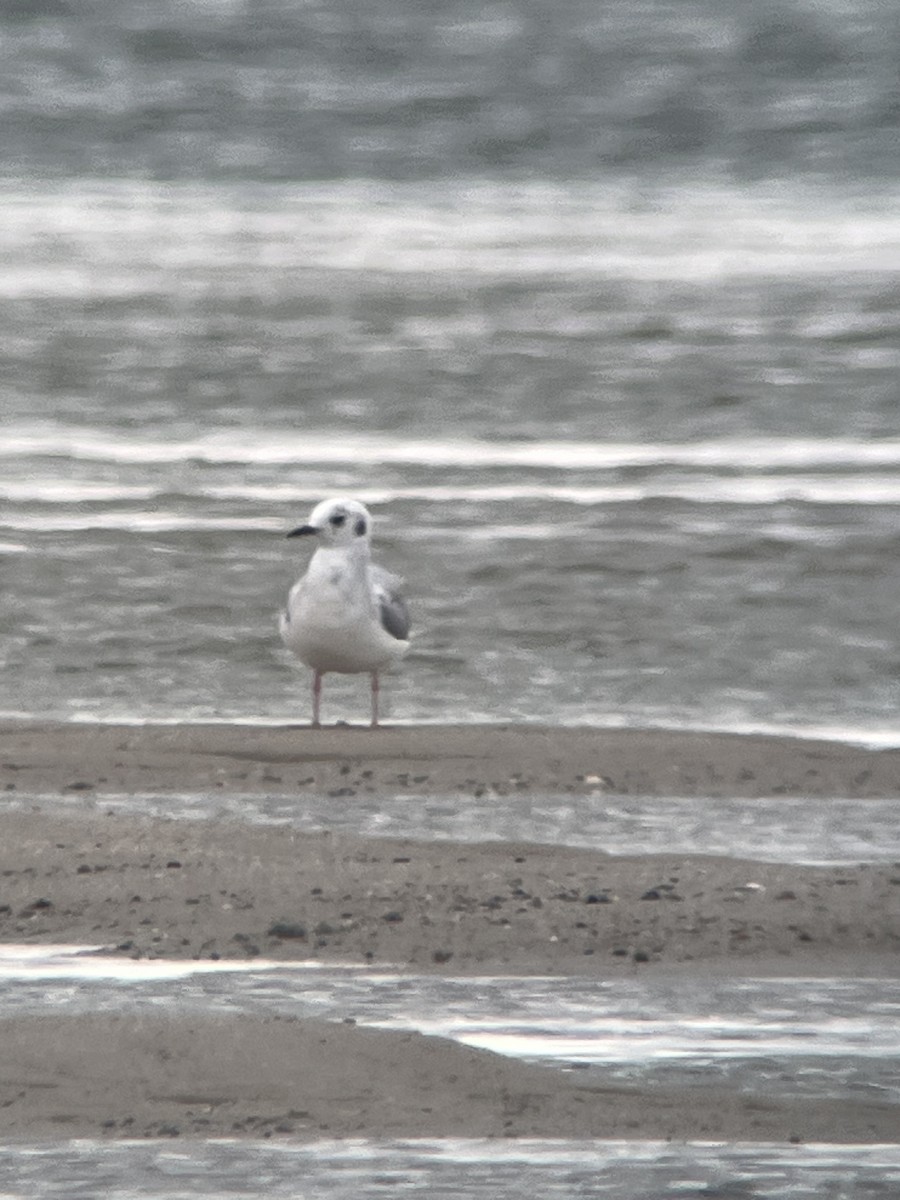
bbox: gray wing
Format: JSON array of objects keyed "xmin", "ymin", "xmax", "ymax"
[{"xmin": 370, "ymin": 564, "xmax": 410, "ymax": 641}]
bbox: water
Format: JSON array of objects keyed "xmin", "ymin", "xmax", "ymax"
[
  {"xmin": 1, "ymin": 0, "xmax": 899, "ymax": 185},
  {"xmin": 1, "ymin": 4, "xmax": 900, "ymax": 736},
  {"xmin": 21, "ymin": 787, "xmax": 900, "ymax": 865},
  {"xmin": 2, "ymin": 1139, "xmax": 900, "ymax": 1200},
  {"xmin": 2, "ymin": 181, "xmax": 900, "ymax": 732}
]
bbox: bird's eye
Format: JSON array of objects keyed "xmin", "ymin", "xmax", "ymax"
[
  {"xmin": 354, "ymin": 518, "xmax": 367, "ymax": 537},
  {"xmin": 330, "ymin": 513, "xmax": 346, "ymax": 527}
]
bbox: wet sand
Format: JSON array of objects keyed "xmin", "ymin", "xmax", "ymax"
[
  {"xmin": 0, "ymin": 721, "xmax": 898, "ymax": 1142},
  {"xmin": 1, "ymin": 807, "xmax": 899, "ymax": 974},
  {"xmin": 2, "ymin": 1010, "xmax": 898, "ymax": 1143},
  {"xmin": 3, "ymin": 720, "xmax": 900, "ymax": 800}
]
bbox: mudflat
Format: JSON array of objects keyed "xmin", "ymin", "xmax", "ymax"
[
  {"xmin": 2, "ymin": 720, "xmax": 899, "ymax": 799},
  {"xmin": 2, "ymin": 1010, "xmax": 897, "ymax": 1143},
  {"xmin": 0, "ymin": 807, "xmax": 898, "ymax": 974},
  {"xmin": 0, "ymin": 721, "xmax": 898, "ymax": 1143}
]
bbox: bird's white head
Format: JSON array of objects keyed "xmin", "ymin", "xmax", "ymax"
[{"xmin": 287, "ymin": 497, "xmax": 373, "ymax": 548}]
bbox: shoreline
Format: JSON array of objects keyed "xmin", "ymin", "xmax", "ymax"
[{"xmin": 2, "ymin": 1009, "xmax": 898, "ymax": 1144}]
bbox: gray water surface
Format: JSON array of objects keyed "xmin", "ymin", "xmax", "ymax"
[
  {"xmin": 2, "ymin": 1138, "xmax": 900, "ymax": 1200},
  {"xmin": 3, "ymin": 181, "xmax": 900, "ymax": 739},
  {"xmin": 26, "ymin": 787, "xmax": 900, "ymax": 866}
]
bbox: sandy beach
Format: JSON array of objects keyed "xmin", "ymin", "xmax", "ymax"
[{"xmin": 0, "ymin": 721, "xmax": 898, "ymax": 1142}]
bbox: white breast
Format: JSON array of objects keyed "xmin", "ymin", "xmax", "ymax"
[{"xmin": 280, "ymin": 549, "xmax": 408, "ymax": 674}]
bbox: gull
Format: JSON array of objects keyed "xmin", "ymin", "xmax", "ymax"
[{"xmin": 279, "ymin": 497, "xmax": 410, "ymax": 727}]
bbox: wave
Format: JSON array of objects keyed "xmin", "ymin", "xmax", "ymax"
[
  {"xmin": 5, "ymin": 428, "xmax": 900, "ymax": 471},
  {"xmin": 4, "ymin": 476, "xmax": 900, "ymax": 510},
  {"xmin": 3, "ymin": 183, "xmax": 900, "ymax": 290},
  {"xmin": 204, "ymin": 477, "xmax": 900, "ymax": 505},
  {"xmin": 0, "ymin": 482, "xmax": 160, "ymax": 502},
  {"xmin": 0, "ymin": 514, "xmax": 284, "ymax": 533},
  {"xmin": 1, "ymin": 709, "xmax": 897, "ymax": 750}
]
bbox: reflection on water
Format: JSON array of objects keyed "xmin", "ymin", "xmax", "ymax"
[{"xmin": 2, "ymin": 1138, "xmax": 900, "ymax": 1199}]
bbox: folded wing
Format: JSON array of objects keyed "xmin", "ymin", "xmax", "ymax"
[{"xmin": 370, "ymin": 565, "xmax": 410, "ymax": 642}]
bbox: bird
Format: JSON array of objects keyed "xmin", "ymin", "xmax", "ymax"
[{"xmin": 279, "ymin": 497, "xmax": 410, "ymax": 728}]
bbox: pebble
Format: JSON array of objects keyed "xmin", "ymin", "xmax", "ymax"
[{"xmin": 267, "ymin": 922, "xmax": 307, "ymax": 939}]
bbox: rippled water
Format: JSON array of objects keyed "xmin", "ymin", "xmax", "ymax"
[
  {"xmin": 3, "ymin": 1139, "xmax": 900, "ymax": 1200},
  {"xmin": 3, "ymin": 176, "xmax": 900, "ymax": 735},
  {"xmin": 2, "ymin": 0, "xmax": 900, "ymax": 185},
  {"xmin": 3, "ymin": 0, "xmax": 900, "ymax": 739},
  {"xmin": 19, "ymin": 788, "xmax": 900, "ymax": 865}
]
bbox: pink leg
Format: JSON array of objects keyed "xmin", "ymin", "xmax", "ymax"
[
  {"xmin": 370, "ymin": 672, "xmax": 380, "ymax": 728},
  {"xmin": 312, "ymin": 670, "xmax": 323, "ymax": 728}
]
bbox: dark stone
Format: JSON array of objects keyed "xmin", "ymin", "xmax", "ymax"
[{"xmin": 268, "ymin": 922, "xmax": 308, "ymax": 939}]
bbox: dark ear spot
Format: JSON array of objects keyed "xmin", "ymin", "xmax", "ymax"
[{"xmin": 354, "ymin": 517, "xmax": 367, "ymax": 537}]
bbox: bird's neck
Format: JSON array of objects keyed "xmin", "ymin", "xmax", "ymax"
[{"xmin": 314, "ymin": 541, "xmax": 370, "ymax": 567}]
